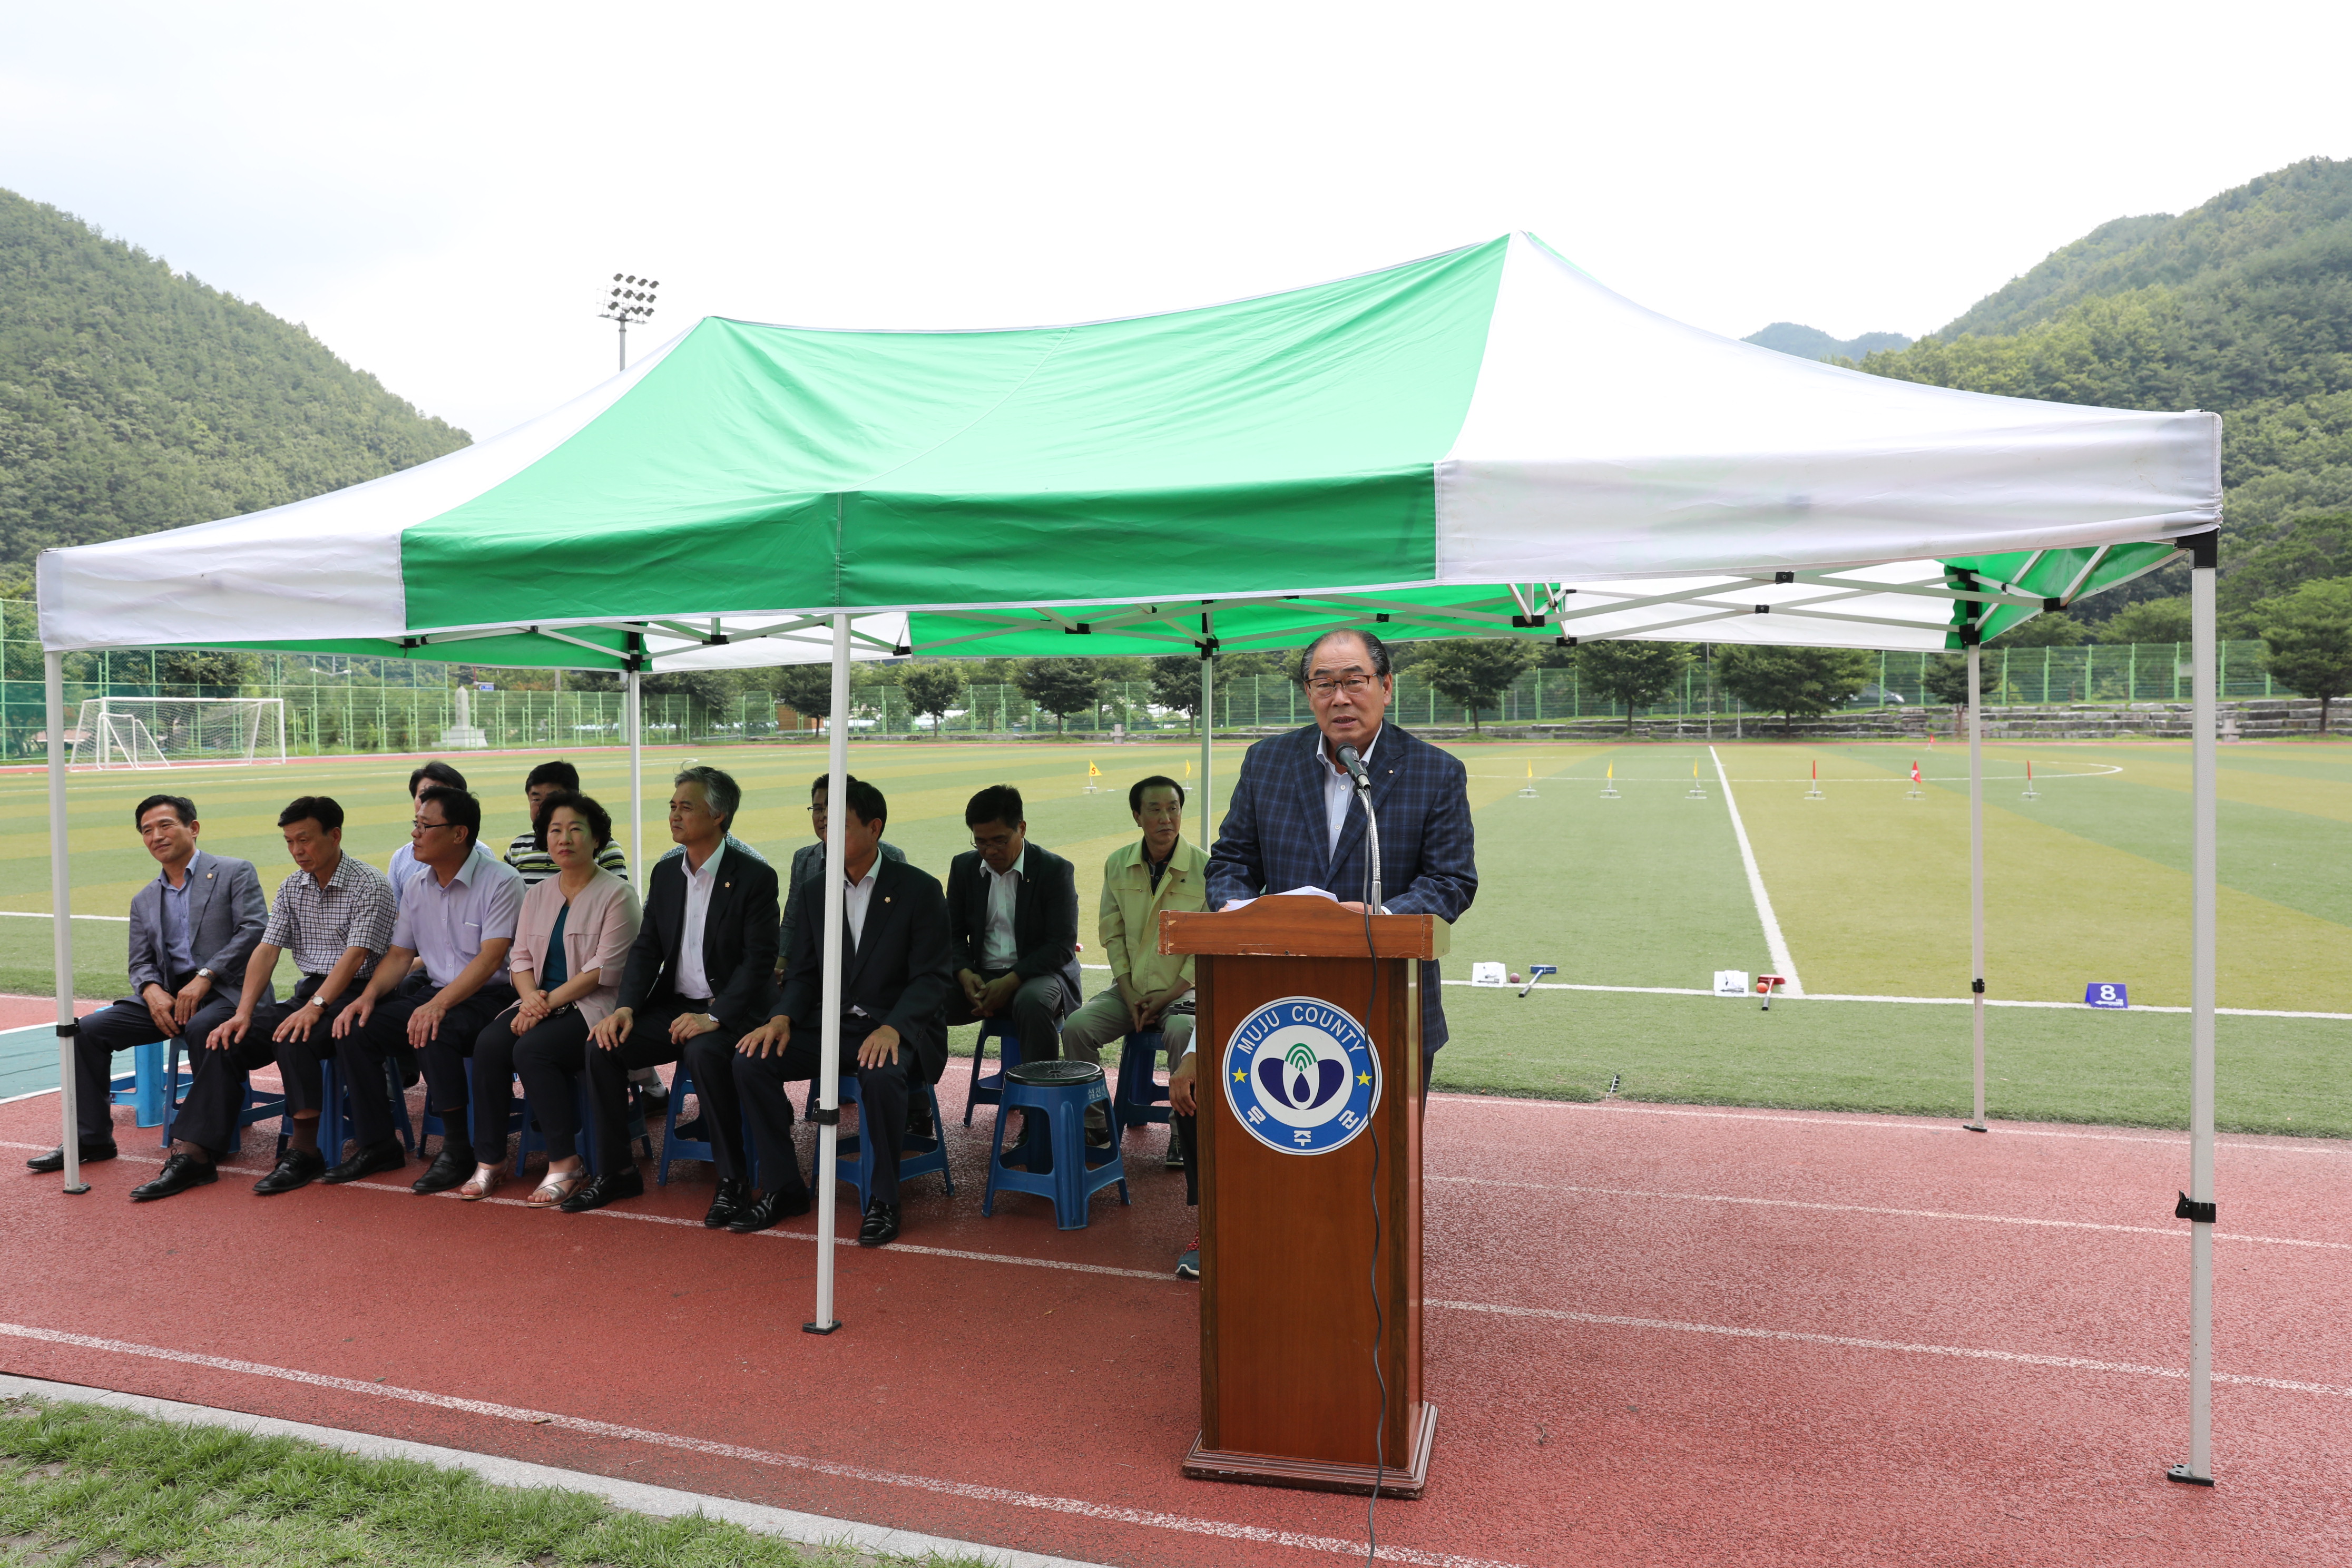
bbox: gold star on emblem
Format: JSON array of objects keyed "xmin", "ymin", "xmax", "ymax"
[
  {"xmin": 1358, "ymin": 1072, "xmax": 1372, "ymax": 1085},
  {"xmin": 1233, "ymin": 1068, "xmax": 1247, "ymax": 1082}
]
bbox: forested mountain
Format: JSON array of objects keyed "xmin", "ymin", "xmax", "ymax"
[
  {"xmin": 0, "ymin": 189, "xmax": 468, "ymax": 580},
  {"xmin": 1856, "ymin": 158, "xmax": 2352, "ymax": 616},
  {"xmin": 1742, "ymin": 322, "xmax": 1911, "ymax": 362}
]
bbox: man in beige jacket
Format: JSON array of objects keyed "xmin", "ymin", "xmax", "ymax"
[{"xmin": 1059, "ymin": 775, "xmax": 1207, "ymax": 1178}]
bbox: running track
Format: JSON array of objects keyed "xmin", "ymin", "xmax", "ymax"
[{"xmin": 3, "ymin": 1060, "xmax": 2346, "ymax": 1567}]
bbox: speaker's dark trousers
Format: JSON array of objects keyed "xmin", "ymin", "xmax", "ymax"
[
  {"xmin": 72, "ymin": 977, "xmax": 239, "ymax": 1145},
  {"xmin": 337, "ymin": 972, "xmax": 516, "ymax": 1150},
  {"xmin": 733, "ymin": 1015, "xmax": 912, "ymax": 1203},
  {"xmin": 159, "ymin": 973, "xmax": 356, "ymax": 1154}
]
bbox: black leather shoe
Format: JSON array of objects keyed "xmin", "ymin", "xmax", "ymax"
[
  {"xmin": 702, "ymin": 1178, "xmax": 748, "ymax": 1229},
  {"xmin": 25, "ymin": 1141, "xmax": 117, "ymax": 1173},
  {"xmin": 253, "ymin": 1147, "xmax": 326, "ymax": 1195},
  {"xmin": 857, "ymin": 1198, "xmax": 901, "ymax": 1248},
  {"xmin": 727, "ymin": 1187, "xmax": 811, "ymax": 1233},
  {"xmin": 130, "ymin": 1151, "xmax": 216, "ymax": 1202},
  {"xmin": 410, "ymin": 1148, "xmax": 474, "ymax": 1194},
  {"xmin": 558, "ymin": 1167, "xmax": 645, "ymax": 1212},
  {"xmin": 321, "ymin": 1140, "xmax": 405, "ymax": 1184},
  {"xmin": 906, "ymin": 1103, "xmax": 934, "ymax": 1140}
]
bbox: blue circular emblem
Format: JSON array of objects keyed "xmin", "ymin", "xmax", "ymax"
[{"xmin": 1221, "ymin": 995, "xmax": 1381, "ymax": 1156}]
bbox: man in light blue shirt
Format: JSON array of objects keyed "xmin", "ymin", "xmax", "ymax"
[{"xmin": 331, "ymin": 784, "xmax": 521, "ymax": 1192}]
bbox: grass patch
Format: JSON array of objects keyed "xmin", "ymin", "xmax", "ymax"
[{"xmin": 0, "ymin": 1394, "xmax": 982, "ymax": 1568}]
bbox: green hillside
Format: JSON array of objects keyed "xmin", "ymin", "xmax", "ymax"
[
  {"xmin": 1742, "ymin": 322, "xmax": 1912, "ymax": 362},
  {"xmin": 1858, "ymin": 158, "xmax": 2352, "ymax": 591},
  {"xmin": 0, "ymin": 188, "xmax": 468, "ymax": 576}
]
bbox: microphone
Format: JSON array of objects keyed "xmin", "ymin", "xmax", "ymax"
[{"xmin": 1336, "ymin": 744, "xmax": 1371, "ymax": 791}]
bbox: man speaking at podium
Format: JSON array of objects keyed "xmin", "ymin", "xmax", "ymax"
[{"xmin": 1195, "ymin": 628, "xmax": 1477, "ymax": 1116}]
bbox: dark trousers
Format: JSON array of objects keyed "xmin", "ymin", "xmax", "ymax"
[
  {"xmin": 945, "ymin": 969, "xmax": 1066, "ymax": 1070},
  {"xmin": 579, "ymin": 1011, "xmax": 679, "ymax": 1171},
  {"xmin": 337, "ymin": 973, "xmax": 515, "ymax": 1150},
  {"xmin": 72, "ymin": 982, "xmax": 242, "ymax": 1145},
  {"xmin": 244, "ymin": 974, "xmax": 372, "ymax": 1130},
  {"xmin": 734, "ymin": 1016, "xmax": 910, "ymax": 1204},
  {"xmin": 503, "ymin": 1011, "xmax": 591, "ymax": 1159}
]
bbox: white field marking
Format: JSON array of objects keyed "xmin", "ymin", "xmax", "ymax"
[
  {"xmin": 1521, "ymin": 1101, "xmax": 2352, "ymax": 1157},
  {"xmin": 0, "ymin": 1373, "xmax": 1112, "ymax": 1568},
  {"xmin": 0, "ymin": 1323, "xmax": 1526, "ymax": 1568},
  {"xmin": 1427, "ymin": 1174, "xmax": 2352, "ymax": 1251},
  {"xmin": 1433, "ymin": 979, "xmax": 2352, "ymax": 1021},
  {"xmin": 1427, "ymin": 1300, "xmax": 2352, "ymax": 1399},
  {"xmin": 1708, "ymin": 746, "xmax": 1800, "ymax": 994},
  {"xmin": 0, "ymin": 911, "xmax": 130, "ymax": 922},
  {"xmin": 1469, "ymin": 766, "xmax": 2123, "ymax": 784}
]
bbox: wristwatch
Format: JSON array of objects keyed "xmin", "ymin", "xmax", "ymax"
[
  {"xmin": 196, "ymin": 967, "xmax": 214, "ymax": 981},
  {"xmin": 305, "ymin": 995, "xmax": 326, "ymax": 1008}
]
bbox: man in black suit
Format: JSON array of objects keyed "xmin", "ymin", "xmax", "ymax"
[
  {"xmin": 944, "ymin": 784, "xmax": 1083, "ymax": 1148},
  {"xmin": 591, "ymin": 766, "xmax": 779, "ymax": 1219},
  {"xmin": 733, "ymin": 778, "xmax": 951, "ymax": 1246}
]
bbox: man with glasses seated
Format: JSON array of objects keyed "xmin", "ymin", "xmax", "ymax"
[
  {"xmin": 779, "ymin": 770, "xmax": 903, "ymax": 972},
  {"xmin": 945, "ymin": 784, "xmax": 1084, "ymax": 1155},
  {"xmin": 1199, "ymin": 629, "xmax": 1477, "ymax": 1141}
]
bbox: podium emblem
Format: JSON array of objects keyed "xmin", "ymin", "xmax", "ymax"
[{"xmin": 1222, "ymin": 995, "xmax": 1381, "ymax": 1156}]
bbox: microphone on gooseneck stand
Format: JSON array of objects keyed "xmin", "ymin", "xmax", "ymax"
[{"xmin": 1337, "ymin": 746, "xmax": 1380, "ymax": 914}]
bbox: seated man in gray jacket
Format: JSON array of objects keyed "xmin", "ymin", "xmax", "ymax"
[{"xmin": 27, "ymin": 794, "xmax": 267, "ymax": 1178}]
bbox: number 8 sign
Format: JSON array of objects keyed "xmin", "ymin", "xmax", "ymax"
[{"xmin": 2085, "ymin": 982, "xmax": 2130, "ymax": 1010}]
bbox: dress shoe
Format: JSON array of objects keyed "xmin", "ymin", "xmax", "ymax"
[
  {"xmin": 130, "ymin": 1151, "xmax": 217, "ymax": 1202},
  {"xmin": 1163, "ymin": 1135, "xmax": 1187, "ymax": 1170},
  {"xmin": 25, "ymin": 1141, "xmax": 117, "ymax": 1173},
  {"xmin": 905, "ymin": 1102, "xmax": 934, "ymax": 1140},
  {"xmin": 558, "ymin": 1167, "xmax": 645, "ymax": 1213},
  {"xmin": 727, "ymin": 1187, "xmax": 811, "ymax": 1233},
  {"xmin": 253, "ymin": 1147, "xmax": 326, "ymax": 1195},
  {"xmin": 410, "ymin": 1148, "xmax": 475, "ymax": 1195},
  {"xmin": 857, "ymin": 1198, "xmax": 901, "ymax": 1248},
  {"xmin": 321, "ymin": 1140, "xmax": 405, "ymax": 1184},
  {"xmin": 702, "ymin": 1178, "xmax": 749, "ymax": 1229}
]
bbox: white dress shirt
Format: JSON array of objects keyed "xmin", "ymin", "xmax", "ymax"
[
  {"xmin": 841, "ymin": 860, "xmax": 880, "ymax": 1016},
  {"xmin": 1321, "ymin": 725, "xmax": 1380, "ymax": 856},
  {"xmin": 674, "ymin": 839, "xmax": 726, "ymax": 1002},
  {"xmin": 980, "ymin": 846, "xmax": 1025, "ymax": 971}
]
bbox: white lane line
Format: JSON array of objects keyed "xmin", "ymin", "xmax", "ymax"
[
  {"xmin": 1432, "ymin": 980, "xmax": 2352, "ymax": 1020},
  {"xmin": 1428, "ymin": 1174, "xmax": 2352, "ymax": 1250},
  {"xmin": 1532, "ymin": 1101, "xmax": 2352, "ymax": 1156},
  {"xmin": 0, "ymin": 912, "xmax": 130, "ymax": 922},
  {"xmin": 0, "ymin": 1323, "xmax": 1524, "ymax": 1568},
  {"xmin": 1709, "ymin": 745, "xmax": 1801, "ymax": 994},
  {"xmin": 0, "ymin": 1372, "xmax": 1110, "ymax": 1568},
  {"xmin": 1428, "ymin": 1300, "xmax": 2352, "ymax": 1399}
]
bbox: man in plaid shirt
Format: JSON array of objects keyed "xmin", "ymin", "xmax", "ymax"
[{"xmin": 174, "ymin": 796, "xmax": 398, "ymax": 1201}]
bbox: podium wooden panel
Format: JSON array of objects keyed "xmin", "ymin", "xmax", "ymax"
[{"xmin": 1159, "ymin": 896, "xmax": 1447, "ymax": 1499}]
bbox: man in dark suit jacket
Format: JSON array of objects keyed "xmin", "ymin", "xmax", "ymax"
[
  {"xmin": 945, "ymin": 784, "xmax": 1083, "ymax": 1141},
  {"xmin": 779, "ymin": 771, "xmax": 904, "ymax": 966},
  {"xmin": 30, "ymin": 794, "xmax": 269, "ymax": 1174},
  {"xmin": 593, "ymin": 766, "xmax": 778, "ymax": 1222},
  {"xmin": 1200, "ymin": 629, "xmax": 1477, "ymax": 1108},
  {"xmin": 733, "ymin": 778, "xmax": 952, "ymax": 1246}
]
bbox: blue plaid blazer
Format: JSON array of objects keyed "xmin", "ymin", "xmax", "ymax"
[{"xmin": 1207, "ymin": 722, "xmax": 1476, "ymax": 1049}]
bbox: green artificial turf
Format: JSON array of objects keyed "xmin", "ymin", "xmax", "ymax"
[{"xmin": 0, "ymin": 1394, "xmax": 982, "ymax": 1568}]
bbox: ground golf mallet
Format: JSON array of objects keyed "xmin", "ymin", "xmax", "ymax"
[{"xmin": 1519, "ymin": 963, "xmax": 1557, "ymax": 997}]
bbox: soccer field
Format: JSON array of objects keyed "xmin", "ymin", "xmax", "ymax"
[{"xmin": 6, "ymin": 734, "xmax": 2347, "ymax": 1135}]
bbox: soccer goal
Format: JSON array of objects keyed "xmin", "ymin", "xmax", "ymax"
[{"xmin": 68, "ymin": 697, "xmax": 287, "ymax": 769}]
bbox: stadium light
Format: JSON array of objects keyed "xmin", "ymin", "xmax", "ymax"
[{"xmin": 598, "ymin": 271, "xmax": 661, "ymax": 372}]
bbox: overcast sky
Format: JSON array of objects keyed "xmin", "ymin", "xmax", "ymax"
[{"xmin": 6, "ymin": 1, "xmax": 2347, "ymax": 440}]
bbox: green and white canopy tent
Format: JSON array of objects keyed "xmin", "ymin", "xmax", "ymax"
[{"xmin": 36, "ymin": 233, "xmax": 2230, "ymax": 1481}]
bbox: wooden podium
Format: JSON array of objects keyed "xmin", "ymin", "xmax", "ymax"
[{"xmin": 1159, "ymin": 895, "xmax": 1448, "ymax": 1499}]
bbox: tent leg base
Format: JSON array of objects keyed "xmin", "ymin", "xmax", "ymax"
[
  {"xmin": 2165, "ymin": 1464, "xmax": 2214, "ymax": 1488},
  {"xmin": 60, "ymin": 1182, "xmax": 90, "ymax": 1195},
  {"xmin": 1962, "ymin": 1123, "xmax": 1987, "ymax": 1133},
  {"xmin": 801, "ymin": 1320, "xmax": 842, "ymax": 1336}
]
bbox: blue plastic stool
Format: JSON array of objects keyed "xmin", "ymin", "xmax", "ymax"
[
  {"xmin": 982, "ymin": 1061, "xmax": 1127, "ymax": 1229},
  {"xmin": 655, "ymin": 1060, "xmax": 761, "ymax": 1189},
  {"xmin": 1111, "ymin": 1029, "xmax": 1170, "ymax": 1135},
  {"xmin": 803, "ymin": 1075, "xmax": 953, "ymax": 1212},
  {"xmin": 314, "ymin": 1057, "xmax": 416, "ymax": 1163},
  {"xmin": 160, "ymin": 1040, "xmax": 289, "ymax": 1157},
  {"xmin": 110, "ymin": 1040, "xmax": 169, "ymax": 1129},
  {"xmin": 963, "ymin": 1017, "xmax": 1023, "ymax": 1125}
]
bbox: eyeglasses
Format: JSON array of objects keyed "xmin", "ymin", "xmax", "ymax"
[
  {"xmin": 1305, "ymin": 673, "xmax": 1378, "ymax": 698},
  {"xmin": 971, "ymin": 833, "xmax": 1015, "ymax": 851},
  {"xmin": 411, "ymin": 817, "xmax": 454, "ymax": 832}
]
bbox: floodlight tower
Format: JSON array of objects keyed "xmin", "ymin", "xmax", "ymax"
[{"xmin": 599, "ymin": 272, "xmax": 660, "ymax": 371}]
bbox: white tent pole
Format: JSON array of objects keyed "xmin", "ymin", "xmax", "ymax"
[
  {"xmin": 1965, "ymin": 639, "xmax": 1987, "ymax": 1134},
  {"xmin": 626, "ymin": 668, "xmax": 644, "ymax": 894},
  {"xmin": 45, "ymin": 653, "xmax": 87, "ymax": 1195},
  {"xmin": 1199, "ymin": 649, "xmax": 1215, "ymax": 830},
  {"xmin": 2170, "ymin": 535, "xmax": 2219, "ymax": 1487},
  {"xmin": 806, "ymin": 612, "xmax": 851, "ymax": 1336}
]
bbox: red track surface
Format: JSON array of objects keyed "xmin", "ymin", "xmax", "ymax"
[{"xmin": 4, "ymin": 1067, "xmax": 2347, "ymax": 1567}]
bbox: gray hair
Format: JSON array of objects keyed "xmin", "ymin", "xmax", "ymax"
[
  {"xmin": 673, "ymin": 765, "xmax": 741, "ymax": 830},
  {"xmin": 1297, "ymin": 628, "xmax": 1393, "ymax": 684}
]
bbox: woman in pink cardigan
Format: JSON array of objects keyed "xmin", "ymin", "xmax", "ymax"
[{"xmin": 464, "ymin": 791, "xmax": 643, "ymax": 1204}]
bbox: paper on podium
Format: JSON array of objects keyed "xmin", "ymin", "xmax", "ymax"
[{"xmin": 1219, "ymin": 886, "xmax": 1339, "ymax": 912}]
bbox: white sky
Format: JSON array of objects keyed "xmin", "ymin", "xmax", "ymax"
[{"xmin": 6, "ymin": 1, "xmax": 2348, "ymax": 441}]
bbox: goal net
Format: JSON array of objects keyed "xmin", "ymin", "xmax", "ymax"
[{"xmin": 68, "ymin": 698, "xmax": 286, "ymax": 769}]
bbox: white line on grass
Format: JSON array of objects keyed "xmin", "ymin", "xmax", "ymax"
[
  {"xmin": 1433, "ymin": 979, "xmax": 2352, "ymax": 1021},
  {"xmin": 1709, "ymin": 745, "xmax": 1800, "ymax": 994},
  {"xmin": 0, "ymin": 911, "xmax": 129, "ymax": 923},
  {"xmin": 0, "ymin": 1373, "xmax": 1109, "ymax": 1568},
  {"xmin": 1425, "ymin": 1300, "xmax": 2352, "ymax": 1398},
  {"xmin": 1533, "ymin": 1101, "xmax": 2352, "ymax": 1156},
  {"xmin": 0, "ymin": 1326, "xmax": 1528, "ymax": 1568}
]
